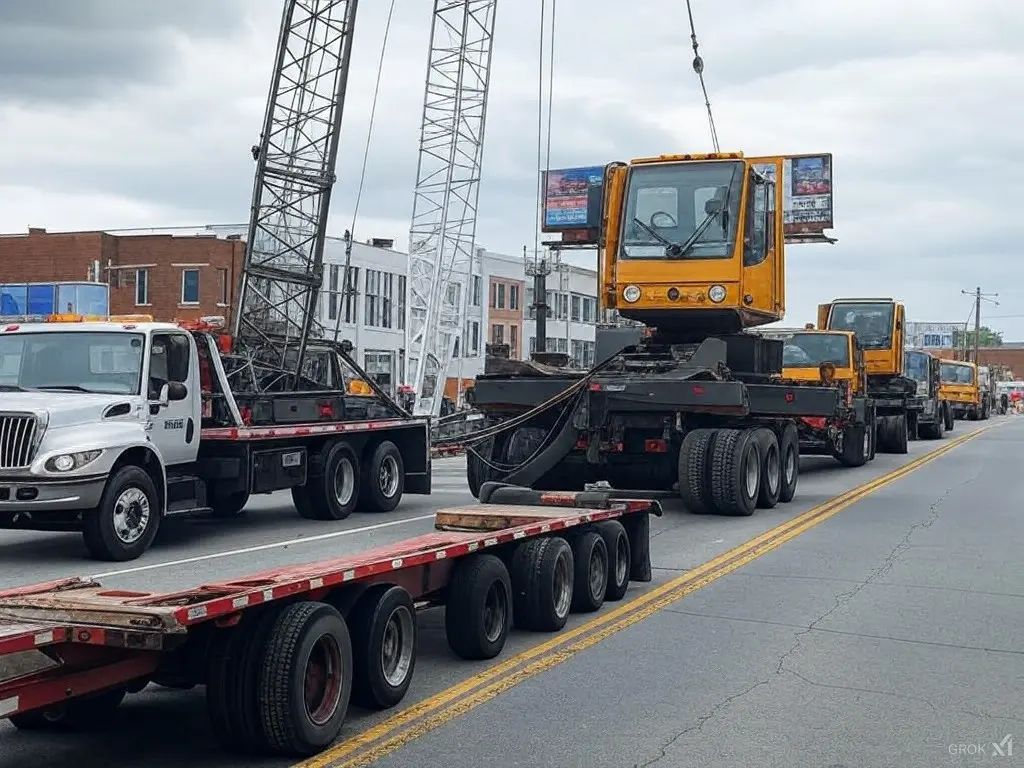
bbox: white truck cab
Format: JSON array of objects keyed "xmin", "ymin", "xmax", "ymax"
[{"xmin": 0, "ymin": 316, "xmax": 204, "ymax": 559}]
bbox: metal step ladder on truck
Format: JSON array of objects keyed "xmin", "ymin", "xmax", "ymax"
[
  {"xmin": 753, "ymin": 327, "xmax": 877, "ymax": 467},
  {"xmin": 816, "ymin": 298, "xmax": 951, "ymax": 448},
  {"xmin": 0, "ymin": 314, "xmax": 431, "ymax": 562},
  {"xmin": 0, "ymin": 488, "xmax": 658, "ymax": 758},
  {"xmin": 468, "ymin": 151, "xmax": 845, "ymax": 517}
]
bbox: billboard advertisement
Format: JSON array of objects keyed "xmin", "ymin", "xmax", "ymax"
[
  {"xmin": 750, "ymin": 153, "xmax": 833, "ymax": 240},
  {"xmin": 905, "ymin": 322, "xmax": 961, "ymax": 349},
  {"xmin": 541, "ymin": 165, "xmax": 604, "ymax": 233}
]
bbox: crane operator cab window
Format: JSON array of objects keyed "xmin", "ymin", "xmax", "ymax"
[
  {"xmin": 828, "ymin": 302, "xmax": 894, "ymax": 350},
  {"xmin": 621, "ymin": 160, "xmax": 744, "ymax": 261},
  {"xmin": 782, "ymin": 333, "xmax": 850, "ymax": 368}
]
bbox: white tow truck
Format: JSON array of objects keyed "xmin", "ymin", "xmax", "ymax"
[{"xmin": 0, "ymin": 314, "xmax": 431, "ymax": 562}]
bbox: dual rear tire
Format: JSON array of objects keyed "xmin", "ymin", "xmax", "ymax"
[{"xmin": 678, "ymin": 425, "xmax": 797, "ymax": 516}]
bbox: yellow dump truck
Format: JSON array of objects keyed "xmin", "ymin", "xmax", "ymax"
[{"xmin": 939, "ymin": 359, "xmax": 985, "ymax": 420}]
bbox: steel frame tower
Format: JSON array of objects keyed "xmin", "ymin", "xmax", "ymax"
[
  {"xmin": 403, "ymin": 0, "xmax": 498, "ymax": 416},
  {"xmin": 230, "ymin": 0, "xmax": 359, "ymax": 391}
]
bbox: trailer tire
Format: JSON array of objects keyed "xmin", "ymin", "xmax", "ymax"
[
  {"xmin": 836, "ymin": 424, "xmax": 868, "ymax": 468},
  {"xmin": 466, "ymin": 439, "xmax": 494, "ymax": 499},
  {"xmin": 294, "ymin": 442, "xmax": 360, "ymax": 521},
  {"xmin": 710, "ymin": 429, "xmax": 759, "ymax": 516},
  {"xmin": 510, "ymin": 537, "xmax": 574, "ymax": 632},
  {"xmin": 944, "ymin": 405, "xmax": 955, "ymax": 431},
  {"xmin": 258, "ymin": 601, "xmax": 353, "ymax": 757},
  {"xmin": 754, "ymin": 429, "xmax": 782, "ymax": 509},
  {"xmin": 594, "ymin": 520, "xmax": 630, "ymax": 601},
  {"xmin": 349, "ymin": 585, "xmax": 417, "ymax": 710},
  {"xmin": 207, "ymin": 609, "xmax": 279, "ymax": 753},
  {"xmin": 570, "ymin": 531, "xmax": 608, "ymax": 613},
  {"xmin": 891, "ymin": 414, "xmax": 909, "ymax": 454},
  {"xmin": 445, "ymin": 554, "xmax": 512, "ymax": 660},
  {"xmin": 778, "ymin": 424, "xmax": 800, "ymax": 504},
  {"xmin": 361, "ymin": 441, "xmax": 405, "ymax": 513},
  {"xmin": 9, "ymin": 687, "xmax": 127, "ymax": 731},
  {"xmin": 678, "ymin": 428, "xmax": 715, "ymax": 514},
  {"xmin": 82, "ymin": 465, "xmax": 160, "ymax": 561}
]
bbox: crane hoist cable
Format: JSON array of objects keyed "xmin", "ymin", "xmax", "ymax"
[{"xmin": 684, "ymin": 0, "xmax": 720, "ymax": 153}]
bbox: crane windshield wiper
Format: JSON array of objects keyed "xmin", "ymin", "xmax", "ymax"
[
  {"xmin": 631, "ymin": 217, "xmax": 672, "ymax": 247},
  {"xmin": 667, "ymin": 165, "xmax": 740, "ymax": 260}
]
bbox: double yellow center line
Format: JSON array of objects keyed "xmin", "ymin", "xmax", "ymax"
[{"xmin": 297, "ymin": 422, "xmax": 998, "ymax": 768}]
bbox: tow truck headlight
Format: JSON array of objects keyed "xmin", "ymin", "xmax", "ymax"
[
  {"xmin": 708, "ymin": 284, "xmax": 727, "ymax": 303},
  {"xmin": 46, "ymin": 450, "xmax": 102, "ymax": 473},
  {"xmin": 917, "ymin": 381, "xmax": 927, "ymax": 397},
  {"xmin": 622, "ymin": 285, "xmax": 641, "ymax": 303}
]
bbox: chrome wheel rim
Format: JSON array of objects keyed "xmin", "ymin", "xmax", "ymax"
[
  {"xmin": 378, "ymin": 455, "xmax": 400, "ymax": 498},
  {"xmin": 333, "ymin": 456, "xmax": 355, "ymax": 506},
  {"xmin": 380, "ymin": 605, "xmax": 415, "ymax": 687},
  {"xmin": 112, "ymin": 487, "xmax": 150, "ymax": 545}
]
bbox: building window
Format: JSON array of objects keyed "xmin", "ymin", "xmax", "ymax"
[
  {"xmin": 509, "ymin": 284, "xmax": 519, "ymax": 311},
  {"xmin": 509, "ymin": 324, "xmax": 518, "ymax": 356},
  {"xmin": 465, "ymin": 320, "xmax": 480, "ymax": 356},
  {"xmin": 135, "ymin": 269, "xmax": 149, "ymax": 306},
  {"xmin": 365, "ymin": 269, "xmax": 382, "ymax": 327},
  {"xmin": 490, "ymin": 282, "xmax": 498, "ymax": 308},
  {"xmin": 571, "ymin": 294, "xmax": 581, "ymax": 322},
  {"xmin": 491, "ymin": 324, "xmax": 504, "ymax": 344},
  {"xmin": 556, "ymin": 293, "xmax": 568, "ymax": 320},
  {"xmin": 328, "ymin": 264, "xmax": 340, "ymax": 321},
  {"xmin": 217, "ymin": 268, "xmax": 229, "ymax": 305},
  {"xmin": 497, "ymin": 283, "xmax": 506, "ymax": 309},
  {"xmin": 583, "ymin": 296, "xmax": 597, "ymax": 323},
  {"xmin": 397, "ymin": 274, "xmax": 406, "ymax": 330},
  {"xmin": 344, "ymin": 266, "xmax": 360, "ymax": 324},
  {"xmin": 180, "ymin": 269, "xmax": 200, "ymax": 304},
  {"xmin": 382, "ymin": 272, "xmax": 394, "ymax": 329},
  {"xmin": 471, "ymin": 275, "xmax": 482, "ymax": 306},
  {"xmin": 446, "ymin": 282, "xmax": 461, "ymax": 308}
]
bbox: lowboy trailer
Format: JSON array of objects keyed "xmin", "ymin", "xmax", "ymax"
[{"xmin": 0, "ymin": 487, "xmax": 658, "ymax": 758}]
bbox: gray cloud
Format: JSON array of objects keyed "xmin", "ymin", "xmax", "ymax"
[{"xmin": 0, "ymin": 0, "xmax": 248, "ymax": 102}]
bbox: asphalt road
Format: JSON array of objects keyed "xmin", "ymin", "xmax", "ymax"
[{"xmin": 0, "ymin": 417, "xmax": 1019, "ymax": 767}]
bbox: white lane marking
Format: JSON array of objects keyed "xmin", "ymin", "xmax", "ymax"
[{"xmin": 91, "ymin": 513, "xmax": 435, "ymax": 579}]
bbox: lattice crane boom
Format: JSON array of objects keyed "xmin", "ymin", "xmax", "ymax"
[
  {"xmin": 230, "ymin": 0, "xmax": 359, "ymax": 391},
  {"xmin": 403, "ymin": 0, "xmax": 498, "ymax": 417}
]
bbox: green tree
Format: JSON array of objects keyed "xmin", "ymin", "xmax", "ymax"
[{"xmin": 952, "ymin": 326, "xmax": 1003, "ymax": 348}]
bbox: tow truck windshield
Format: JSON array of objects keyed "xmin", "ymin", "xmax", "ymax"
[
  {"xmin": 940, "ymin": 362, "xmax": 975, "ymax": 385},
  {"xmin": 621, "ymin": 160, "xmax": 743, "ymax": 260},
  {"xmin": 782, "ymin": 332, "xmax": 850, "ymax": 368},
  {"xmin": 0, "ymin": 331, "xmax": 145, "ymax": 395},
  {"xmin": 828, "ymin": 302, "xmax": 895, "ymax": 350}
]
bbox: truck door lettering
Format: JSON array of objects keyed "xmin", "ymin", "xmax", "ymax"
[{"xmin": 164, "ymin": 419, "xmax": 185, "ymax": 430}]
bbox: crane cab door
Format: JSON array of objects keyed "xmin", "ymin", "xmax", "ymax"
[
  {"xmin": 743, "ymin": 160, "xmax": 783, "ymax": 319},
  {"xmin": 817, "ymin": 303, "xmax": 833, "ymax": 330}
]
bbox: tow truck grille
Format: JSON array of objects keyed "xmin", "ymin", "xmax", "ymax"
[{"xmin": 0, "ymin": 414, "xmax": 38, "ymax": 469}]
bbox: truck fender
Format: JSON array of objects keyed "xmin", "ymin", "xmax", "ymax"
[{"xmin": 109, "ymin": 444, "xmax": 168, "ymax": 515}]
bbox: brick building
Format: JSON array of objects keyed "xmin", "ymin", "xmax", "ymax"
[{"xmin": 0, "ymin": 228, "xmax": 245, "ymax": 323}]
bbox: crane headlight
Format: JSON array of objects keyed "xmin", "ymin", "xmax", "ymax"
[
  {"xmin": 623, "ymin": 285, "xmax": 641, "ymax": 303},
  {"xmin": 708, "ymin": 285, "xmax": 727, "ymax": 303}
]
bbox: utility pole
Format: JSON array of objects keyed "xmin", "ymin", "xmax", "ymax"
[
  {"xmin": 960, "ymin": 287, "xmax": 999, "ymax": 364},
  {"xmin": 525, "ymin": 251, "xmax": 551, "ymax": 355}
]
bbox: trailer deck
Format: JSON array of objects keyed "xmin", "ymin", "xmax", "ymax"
[{"xmin": 0, "ymin": 490, "xmax": 659, "ymax": 757}]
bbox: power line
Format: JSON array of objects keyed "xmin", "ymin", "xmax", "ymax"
[{"xmin": 684, "ymin": 0, "xmax": 719, "ymax": 152}]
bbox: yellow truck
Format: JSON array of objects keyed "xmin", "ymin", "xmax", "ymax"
[
  {"xmin": 939, "ymin": 359, "xmax": 986, "ymax": 420},
  {"xmin": 758, "ymin": 327, "xmax": 875, "ymax": 466}
]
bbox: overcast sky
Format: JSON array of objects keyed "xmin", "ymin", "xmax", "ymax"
[{"xmin": 0, "ymin": 0, "xmax": 1021, "ymax": 337}]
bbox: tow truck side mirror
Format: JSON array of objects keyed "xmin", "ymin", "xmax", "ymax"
[{"xmin": 167, "ymin": 382, "xmax": 188, "ymax": 401}]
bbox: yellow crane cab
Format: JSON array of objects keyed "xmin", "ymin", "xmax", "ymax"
[{"xmin": 938, "ymin": 359, "xmax": 981, "ymax": 420}]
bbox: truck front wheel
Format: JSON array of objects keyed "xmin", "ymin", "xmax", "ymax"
[{"xmin": 83, "ymin": 466, "xmax": 161, "ymax": 561}]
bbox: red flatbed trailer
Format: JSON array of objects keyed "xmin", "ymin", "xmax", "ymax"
[{"xmin": 0, "ymin": 486, "xmax": 659, "ymax": 758}]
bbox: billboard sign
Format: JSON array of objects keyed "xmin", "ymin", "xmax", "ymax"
[
  {"xmin": 905, "ymin": 321, "xmax": 961, "ymax": 349},
  {"xmin": 541, "ymin": 165, "xmax": 604, "ymax": 233},
  {"xmin": 750, "ymin": 153, "xmax": 833, "ymax": 241}
]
